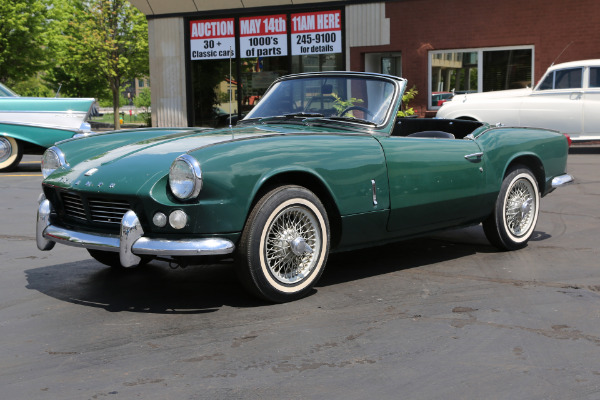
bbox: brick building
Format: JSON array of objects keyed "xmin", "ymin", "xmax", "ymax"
[{"xmin": 128, "ymin": 0, "xmax": 600, "ymax": 125}]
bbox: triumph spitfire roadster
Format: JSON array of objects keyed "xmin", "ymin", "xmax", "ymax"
[{"xmin": 36, "ymin": 72, "xmax": 573, "ymax": 302}]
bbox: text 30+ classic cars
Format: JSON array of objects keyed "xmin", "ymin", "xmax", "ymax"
[{"xmin": 36, "ymin": 72, "xmax": 573, "ymax": 303}]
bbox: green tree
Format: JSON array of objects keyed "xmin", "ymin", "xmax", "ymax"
[
  {"xmin": 78, "ymin": 0, "xmax": 148, "ymax": 129},
  {"xmin": 43, "ymin": 0, "xmax": 110, "ymax": 99},
  {"xmin": 0, "ymin": 0, "xmax": 52, "ymax": 85},
  {"xmin": 42, "ymin": 0, "xmax": 148, "ymax": 128},
  {"xmin": 133, "ymin": 87, "xmax": 151, "ymax": 126}
]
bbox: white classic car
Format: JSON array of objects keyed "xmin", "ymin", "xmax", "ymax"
[{"xmin": 436, "ymin": 59, "xmax": 600, "ymax": 141}]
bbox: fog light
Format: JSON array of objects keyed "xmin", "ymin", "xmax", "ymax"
[
  {"xmin": 152, "ymin": 212, "xmax": 167, "ymax": 227},
  {"xmin": 169, "ymin": 210, "xmax": 188, "ymax": 229}
]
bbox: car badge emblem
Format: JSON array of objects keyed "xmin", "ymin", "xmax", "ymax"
[{"xmin": 85, "ymin": 168, "xmax": 98, "ymax": 176}]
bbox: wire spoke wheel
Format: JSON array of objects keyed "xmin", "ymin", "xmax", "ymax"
[
  {"xmin": 265, "ymin": 205, "xmax": 321, "ymax": 284},
  {"xmin": 504, "ymin": 179, "xmax": 536, "ymax": 237}
]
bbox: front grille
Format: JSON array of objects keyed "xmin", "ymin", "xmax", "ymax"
[
  {"xmin": 88, "ymin": 198, "xmax": 130, "ymax": 224},
  {"xmin": 59, "ymin": 191, "xmax": 131, "ymax": 225},
  {"xmin": 61, "ymin": 192, "xmax": 86, "ymax": 221}
]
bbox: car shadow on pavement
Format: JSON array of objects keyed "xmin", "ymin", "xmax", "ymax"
[
  {"xmin": 15, "ymin": 161, "xmax": 41, "ymax": 172},
  {"xmin": 24, "ymin": 226, "xmax": 551, "ymax": 310},
  {"xmin": 318, "ymin": 225, "xmax": 552, "ymax": 288},
  {"xmin": 24, "ymin": 259, "xmax": 265, "ymax": 313},
  {"xmin": 318, "ymin": 226, "xmax": 494, "ymax": 288}
]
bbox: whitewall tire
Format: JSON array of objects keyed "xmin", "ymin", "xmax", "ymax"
[
  {"xmin": 483, "ymin": 165, "xmax": 540, "ymax": 250},
  {"xmin": 237, "ymin": 185, "xmax": 330, "ymax": 303}
]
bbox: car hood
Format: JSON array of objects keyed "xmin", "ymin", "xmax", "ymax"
[
  {"xmin": 449, "ymin": 88, "xmax": 532, "ymax": 103},
  {"xmin": 43, "ymin": 124, "xmax": 332, "ymax": 193}
]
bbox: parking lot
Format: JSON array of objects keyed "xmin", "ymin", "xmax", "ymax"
[{"xmin": 1, "ymin": 147, "xmax": 599, "ymax": 399}]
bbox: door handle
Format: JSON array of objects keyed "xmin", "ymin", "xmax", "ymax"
[
  {"xmin": 464, "ymin": 152, "xmax": 483, "ymax": 162},
  {"xmin": 570, "ymin": 91, "xmax": 584, "ymax": 100}
]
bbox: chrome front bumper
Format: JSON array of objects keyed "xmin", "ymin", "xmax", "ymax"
[{"xmin": 36, "ymin": 197, "xmax": 235, "ymax": 267}]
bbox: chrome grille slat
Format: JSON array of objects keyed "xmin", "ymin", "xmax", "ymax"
[
  {"xmin": 61, "ymin": 193, "xmax": 86, "ymax": 220},
  {"xmin": 88, "ymin": 198, "xmax": 130, "ymax": 224},
  {"xmin": 60, "ymin": 192, "xmax": 130, "ymax": 225}
]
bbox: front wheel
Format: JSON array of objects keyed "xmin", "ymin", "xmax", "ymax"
[
  {"xmin": 236, "ymin": 185, "xmax": 330, "ymax": 303},
  {"xmin": 483, "ymin": 165, "xmax": 540, "ymax": 250}
]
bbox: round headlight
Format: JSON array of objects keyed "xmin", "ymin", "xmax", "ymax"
[
  {"xmin": 41, "ymin": 146, "xmax": 67, "ymax": 178},
  {"xmin": 169, "ymin": 154, "xmax": 202, "ymax": 200}
]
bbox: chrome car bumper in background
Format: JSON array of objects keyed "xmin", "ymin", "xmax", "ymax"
[{"xmin": 36, "ymin": 196, "xmax": 235, "ymax": 267}]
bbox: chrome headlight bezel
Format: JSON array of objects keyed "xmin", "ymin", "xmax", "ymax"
[
  {"xmin": 169, "ymin": 154, "xmax": 203, "ymax": 200},
  {"xmin": 41, "ymin": 146, "xmax": 67, "ymax": 178}
]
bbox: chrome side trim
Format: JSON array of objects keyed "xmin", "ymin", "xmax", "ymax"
[
  {"xmin": 371, "ymin": 179, "xmax": 378, "ymax": 206},
  {"xmin": 552, "ymin": 174, "xmax": 574, "ymax": 188},
  {"xmin": 0, "ymin": 119, "xmax": 85, "ymax": 133}
]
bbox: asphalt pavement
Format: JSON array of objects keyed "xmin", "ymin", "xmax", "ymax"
[{"xmin": 1, "ymin": 148, "xmax": 599, "ymax": 399}]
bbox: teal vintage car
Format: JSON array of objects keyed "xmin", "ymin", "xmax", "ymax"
[
  {"xmin": 36, "ymin": 72, "xmax": 573, "ymax": 302},
  {"xmin": 0, "ymin": 82, "xmax": 95, "ymax": 171}
]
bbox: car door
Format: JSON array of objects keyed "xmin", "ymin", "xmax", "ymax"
[
  {"xmin": 377, "ymin": 136, "xmax": 487, "ymax": 235},
  {"xmin": 583, "ymin": 66, "xmax": 600, "ymax": 137},
  {"xmin": 520, "ymin": 67, "xmax": 583, "ymax": 135}
]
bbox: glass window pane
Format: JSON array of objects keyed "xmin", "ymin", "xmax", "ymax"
[
  {"xmin": 555, "ymin": 68, "xmax": 582, "ymax": 89},
  {"xmin": 245, "ymin": 76, "xmax": 395, "ymax": 125},
  {"xmin": 430, "ymin": 51, "xmax": 478, "ymax": 107},
  {"xmin": 538, "ymin": 73, "xmax": 554, "ymax": 90},
  {"xmin": 590, "ymin": 67, "xmax": 600, "ymax": 88},
  {"xmin": 240, "ymin": 56, "xmax": 289, "ymax": 117},
  {"xmin": 291, "ymin": 53, "xmax": 343, "ymax": 74},
  {"xmin": 482, "ymin": 49, "xmax": 532, "ymax": 91},
  {"xmin": 190, "ymin": 59, "xmax": 238, "ymax": 128}
]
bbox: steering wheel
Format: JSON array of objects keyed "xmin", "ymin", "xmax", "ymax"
[{"xmin": 340, "ymin": 106, "xmax": 374, "ymax": 118}]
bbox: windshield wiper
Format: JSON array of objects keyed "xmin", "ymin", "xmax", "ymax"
[
  {"xmin": 317, "ymin": 116, "xmax": 378, "ymax": 126},
  {"xmin": 283, "ymin": 112, "xmax": 324, "ymax": 118},
  {"xmin": 253, "ymin": 113, "xmax": 326, "ymax": 125}
]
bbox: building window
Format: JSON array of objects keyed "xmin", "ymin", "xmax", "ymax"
[
  {"xmin": 363, "ymin": 52, "xmax": 401, "ymax": 77},
  {"xmin": 429, "ymin": 46, "xmax": 533, "ymax": 109},
  {"xmin": 188, "ymin": 11, "xmax": 345, "ymax": 127}
]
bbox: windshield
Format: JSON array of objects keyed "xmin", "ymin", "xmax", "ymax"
[
  {"xmin": 243, "ymin": 75, "xmax": 397, "ymax": 126},
  {"xmin": 0, "ymin": 83, "xmax": 18, "ymax": 97}
]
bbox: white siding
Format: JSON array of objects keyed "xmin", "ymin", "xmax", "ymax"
[
  {"xmin": 345, "ymin": 2, "xmax": 390, "ymax": 68},
  {"xmin": 148, "ymin": 18, "xmax": 188, "ymax": 127}
]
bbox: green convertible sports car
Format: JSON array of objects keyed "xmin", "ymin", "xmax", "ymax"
[{"xmin": 37, "ymin": 72, "xmax": 573, "ymax": 302}]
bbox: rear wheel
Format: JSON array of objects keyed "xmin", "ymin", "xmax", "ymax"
[
  {"xmin": 236, "ymin": 185, "xmax": 330, "ymax": 303},
  {"xmin": 87, "ymin": 249, "xmax": 151, "ymax": 269},
  {"xmin": 0, "ymin": 136, "xmax": 23, "ymax": 172},
  {"xmin": 483, "ymin": 165, "xmax": 540, "ymax": 250}
]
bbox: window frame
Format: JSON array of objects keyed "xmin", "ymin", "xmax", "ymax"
[{"xmin": 428, "ymin": 45, "xmax": 535, "ymax": 110}]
